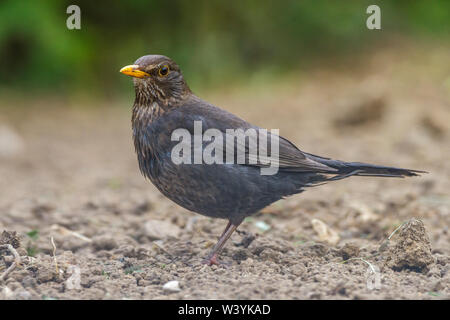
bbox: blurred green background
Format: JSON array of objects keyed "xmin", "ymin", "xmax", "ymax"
[{"xmin": 0, "ymin": 0, "xmax": 448, "ymax": 99}]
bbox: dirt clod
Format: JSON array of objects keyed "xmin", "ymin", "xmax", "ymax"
[
  {"xmin": 232, "ymin": 249, "xmax": 248, "ymax": 262},
  {"xmin": 0, "ymin": 231, "xmax": 21, "ymax": 249},
  {"xmin": 92, "ymin": 235, "xmax": 118, "ymax": 251},
  {"xmin": 339, "ymin": 243, "xmax": 360, "ymax": 260},
  {"xmin": 304, "ymin": 243, "xmax": 329, "ymax": 257},
  {"xmin": 235, "ymin": 231, "xmax": 256, "ymax": 248},
  {"xmin": 384, "ymin": 218, "xmax": 434, "ymax": 273}
]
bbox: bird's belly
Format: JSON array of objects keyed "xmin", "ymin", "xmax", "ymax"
[{"xmin": 148, "ymin": 161, "xmax": 289, "ymax": 223}]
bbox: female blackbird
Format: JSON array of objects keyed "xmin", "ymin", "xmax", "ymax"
[{"xmin": 120, "ymin": 55, "xmax": 423, "ymax": 266}]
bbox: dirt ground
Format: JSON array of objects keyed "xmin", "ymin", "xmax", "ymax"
[{"xmin": 0, "ymin": 45, "xmax": 449, "ymax": 299}]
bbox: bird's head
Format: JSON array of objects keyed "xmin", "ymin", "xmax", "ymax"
[{"xmin": 120, "ymin": 55, "xmax": 190, "ymax": 106}]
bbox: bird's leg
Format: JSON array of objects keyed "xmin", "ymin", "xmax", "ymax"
[
  {"xmin": 218, "ymin": 221, "xmax": 232, "ymax": 239},
  {"xmin": 202, "ymin": 220, "xmax": 241, "ymax": 266}
]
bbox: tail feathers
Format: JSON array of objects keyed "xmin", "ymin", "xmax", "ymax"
[
  {"xmin": 304, "ymin": 153, "xmax": 426, "ymax": 181},
  {"xmin": 325, "ymin": 163, "xmax": 425, "ymax": 182}
]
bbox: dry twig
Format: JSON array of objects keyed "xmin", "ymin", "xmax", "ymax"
[
  {"xmin": 0, "ymin": 244, "xmax": 21, "ymax": 282},
  {"xmin": 50, "ymin": 236, "xmax": 61, "ymax": 279},
  {"xmin": 50, "ymin": 224, "xmax": 92, "ymax": 242}
]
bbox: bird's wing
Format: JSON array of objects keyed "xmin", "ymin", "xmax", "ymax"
[
  {"xmin": 154, "ymin": 101, "xmax": 421, "ymax": 176},
  {"xmin": 223, "ymin": 130, "xmax": 336, "ymax": 172},
  {"xmin": 172, "ymin": 101, "xmax": 336, "ymax": 173}
]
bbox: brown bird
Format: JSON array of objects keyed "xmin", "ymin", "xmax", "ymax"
[{"xmin": 120, "ymin": 55, "xmax": 423, "ymax": 266}]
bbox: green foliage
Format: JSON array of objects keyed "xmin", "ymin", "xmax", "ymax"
[
  {"xmin": 26, "ymin": 246, "xmax": 39, "ymax": 257},
  {"xmin": 25, "ymin": 229, "xmax": 39, "ymax": 256},
  {"xmin": 0, "ymin": 1, "xmax": 448, "ymax": 96},
  {"xmin": 26, "ymin": 229, "xmax": 39, "ymax": 240}
]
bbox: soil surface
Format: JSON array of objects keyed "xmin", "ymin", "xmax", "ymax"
[{"xmin": 0, "ymin": 45, "xmax": 449, "ymax": 299}]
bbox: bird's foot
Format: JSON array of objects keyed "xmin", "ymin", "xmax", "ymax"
[{"xmin": 201, "ymin": 254, "xmax": 231, "ymax": 267}]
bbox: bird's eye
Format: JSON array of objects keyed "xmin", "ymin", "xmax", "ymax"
[{"xmin": 158, "ymin": 65, "xmax": 170, "ymax": 77}]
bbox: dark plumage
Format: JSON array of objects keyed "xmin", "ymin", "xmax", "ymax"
[{"xmin": 120, "ymin": 55, "xmax": 424, "ymax": 265}]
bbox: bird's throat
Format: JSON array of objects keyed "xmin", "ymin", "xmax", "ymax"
[{"xmin": 132, "ymin": 101, "xmax": 165, "ymax": 127}]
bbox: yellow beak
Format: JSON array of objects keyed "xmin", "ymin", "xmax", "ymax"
[{"xmin": 119, "ymin": 65, "xmax": 150, "ymax": 78}]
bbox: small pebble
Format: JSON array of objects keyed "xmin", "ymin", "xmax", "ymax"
[
  {"xmin": 162, "ymin": 280, "xmax": 181, "ymax": 292},
  {"xmin": 254, "ymin": 221, "xmax": 271, "ymax": 232},
  {"xmin": 311, "ymin": 218, "xmax": 340, "ymax": 246}
]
